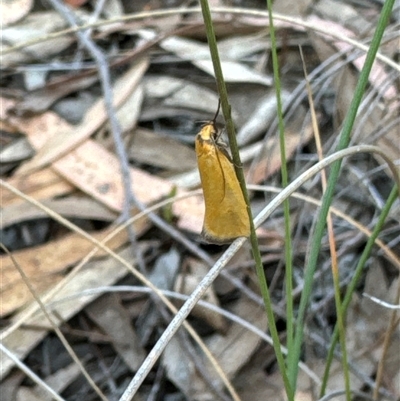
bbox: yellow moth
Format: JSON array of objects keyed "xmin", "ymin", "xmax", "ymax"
[{"xmin": 195, "ymin": 110, "xmax": 250, "ymax": 244}]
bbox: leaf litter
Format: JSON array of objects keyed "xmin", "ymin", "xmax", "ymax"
[{"xmin": 1, "ymin": 0, "xmax": 399, "ymax": 400}]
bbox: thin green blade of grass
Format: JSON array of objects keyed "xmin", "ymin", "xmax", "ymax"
[
  {"xmin": 288, "ymin": 0, "xmax": 397, "ymax": 391},
  {"xmin": 199, "ymin": 0, "xmax": 292, "ymax": 397},
  {"xmin": 264, "ymin": 0, "xmax": 295, "ymax": 385},
  {"xmin": 319, "ymin": 184, "xmax": 399, "ymax": 396}
]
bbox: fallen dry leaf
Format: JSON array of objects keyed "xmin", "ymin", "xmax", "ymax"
[
  {"xmin": 18, "ymin": 58, "xmax": 149, "ymax": 174},
  {"xmin": 16, "ymin": 74, "xmax": 98, "ymax": 114},
  {"xmin": 1, "ymin": 11, "xmax": 84, "ymax": 67},
  {"xmin": 154, "ymin": 34, "xmax": 272, "ymax": 86},
  {"xmin": 247, "ymin": 105, "xmax": 315, "ymax": 184},
  {"xmin": 85, "ymin": 294, "xmax": 146, "ymax": 372},
  {"xmin": 1, "ymin": 227, "xmax": 130, "ymax": 317},
  {"xmin": 0, "ymin": 0, "xmax": 33, "ymax": 27},
  {"xmin": 1, "ymin": 245, "xmax": 147, "ymax": 377},
  {"xmin": 142, "ymin": 75, "xmax": 223, "ymax": 119},
  {"xmin": 204, "ymin": 294, "xmax": 268, "ymax": 380},
  {"xmin": 129, "ymin": 128, "xmax": 197, "ymax": 172},
  {"xmin": 2, "ymin": 167, "xmax": 74, "ymax": 207},
  {"xmin": 175, "ymin": 258, "xmax": 228, "ymax": 334},
  {"xmin": 1, "ymin": 196, "xmax": 117, "ymax": 229}
]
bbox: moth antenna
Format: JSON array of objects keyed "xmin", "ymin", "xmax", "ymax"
[{"xmin": 212, "ymin": 98, "xmax": 221, "ymax": 124}]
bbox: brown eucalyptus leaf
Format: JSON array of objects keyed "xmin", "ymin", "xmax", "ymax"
[
  {"xmin": 86, "ymin": 294, "xmax": 146, "ymax": 372},
  {"xmin": 1, "ymin": 11, "xmax": 87, "ymax": 67},
  {"xmin": 174, "ymin": 258, "xmax": 228, "ymax": 334},
  {"xmin": 18, "ymin": 59, "xmax": 149, "ymax": 174},
  {"xmin": 1, "ymin": 245, "xmax": 145, "ymax": 377},
  {"xmin": 129, "ymin": 128, "xmax": 196, "ymax": 172},
  {"xmin": 1, "ymin": 196, "xmax": 117, "ymax": 229},
  {"xmin": 0, "ymin": 227, "xmax": 130, "ymax": 317},
  {"xmin": 204, "ymin": 295, "xmax": 268, "ymax": 380},
  {"xmin": 2, "ymin": 167, "xmax": 74, "ymax": 207}
]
